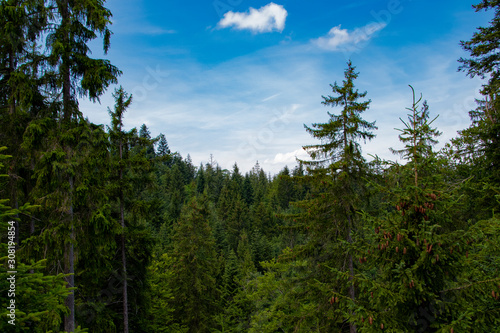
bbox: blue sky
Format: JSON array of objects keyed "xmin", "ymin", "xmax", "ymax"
[{"xmin": 80, "ymin": 0, "xmax": 491, "ymax": 174}]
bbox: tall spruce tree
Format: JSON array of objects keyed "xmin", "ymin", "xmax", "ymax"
[
  {"xmin": 297, "ymin": 60, "xmax": 376, "ymax": 332},
  {"xmin": 107, "ymin": 86, "xmax": 135, "ymax": 333},
  {"xmin": 44, "ymin": 1, "xmax": 120, "ymax": 330}
]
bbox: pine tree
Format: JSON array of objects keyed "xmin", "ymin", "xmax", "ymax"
[
  {"xmin": 163, "ymin": 164, "xmax": 186, "ymax": 224},
  {"xmin": 156, "ymin": 133, "xmax": 171, "ymax": 157},
  {"xmin": 155, "ymin": 133, "xmax": 172, "ymax": 169},
  {"xmin": 242, "ymin": 173, "xmax": 254, "ymax": 206},
  {"xmin": 70, "ymin": 121, "xmax": 119, "ymax": 332},
  {"xmin": 217, "ymin": 181, "xmax": 249, "ymax": 252},
  {"xmin": 47, "ymin": 0, "xmax": 120, "ymax": 122},
  {"xmin": 274, "ymin": 166, "xmax": 295, "ymax": 211}
]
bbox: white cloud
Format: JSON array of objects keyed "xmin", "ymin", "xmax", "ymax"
[
  {"xmin": 217, "ymin": 3, "xmax": 287, "ymax": 33},
  {"xmin": 313, "ymin": 22, "xmax": 386, "ymax": 51},
  {"xmin": 269, "ymin": 148, "xmax": 309, "ymax": 164}
]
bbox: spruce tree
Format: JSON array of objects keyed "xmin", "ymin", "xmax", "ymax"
[
  {"xmin": 107, "ymin": 87, "xmax": 155, "ymax": 333},
  {"xmin": 47, "ymin": 0, "xmax": 120, "ymax": 122},
  {"xmin": 107, "ymin": 86, "xmax": 133, "ymax": 333},
  {"xmin": 296, "ymin": 60, "xmax": 376, "ymax": 332},
  {"xmin": 343, "ymin": 87, "xmax": 500, "ymax": 332},
  {"xmin": 196, "ymin": 164, "xmax": 206, "ymax": 194},
  {"xmin": 156, "ymin": 133, "xmax": 171, "ymax": 157},
  {"xmin": 0, "ymin": 0, "xmax": 48, "ymax": 253},
  {"xmin": 458, "ymin": 0, "xmax": 500, "ymax": 217},
  {"xmin": 144, "ymin": 253, "xmax": 186, "ymax": 332},
  {"xmin": 459, "ymin": 0, "xmax": 500, "ymax": 94},
  {"xmin": 170, "ymin": 194, "xmax": 219, "ymax": 332},
  {"xmin": 139, "ymin": 124, "xmax": 156, "ymax": 159},
  {"xmin": 44, "ymin": 1, "xmax": 120, "ymax": 330},
  {"xmin": 0, "ymin": 147, "xmax": 72, "ymax": 332}
]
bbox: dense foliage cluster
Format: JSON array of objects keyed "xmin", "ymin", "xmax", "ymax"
[{"xmin": 0, "ymin": 1, "xmax": 499, "ymax": 332}]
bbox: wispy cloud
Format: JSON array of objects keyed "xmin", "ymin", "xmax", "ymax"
[
  {"xmin": 217, "ymin": 3, "xmax": 287, "ymax": 33},
  {"xmin": 262, "ymin": 93, "xmax": 281, "ymax": 102},
  {"xmin": 128, "ymin": 26, "xmax": 176, "ymax": 35},
  {"xmin": 141, "ymin": 27, "xmax": 176, "ymax": 35},
  {"xmin": 115, "ymin": 21, "xmax": 176, "ymax": 36},
  {"xmin": 312, "ymin": 22, "xmax": 386, "ymax": 51}
]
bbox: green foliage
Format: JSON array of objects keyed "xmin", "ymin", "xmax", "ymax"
[
  {"xmin": 284, "ymin": 61, "xmax": 377, "ymax": 330},
  {"xmin": 0, "ymin": 260, "xmax": 70, "ymax": 332},
  {"xmin": 303, "ymin": 60, "xmax": 376, "ymax": 172},
  {"xmin": 0, "ymin": 148, "xmax": 70, "ymax": 332},
  {"xmin": 46, "ymin": 0, "xmax": 121, "ymax": 120},
  {"xmin": 457, "ymin": 0, "xmax": 500, "ymax": 220},
  {"xmin": 338, "ymin": 87, "xmax": 500, "ymax": 332},
  {"xmin": 246, "ymin": 251, "xmax": 323, "ymax": 333},
  {"xmin": 143, "ymin": 253, "xmax": 187, "ymax": 333},
  {"xmin": 170, "ymin": 195, "xmax": 219, "ymax": 332},
  {"xmin": 2, "ymin": 2, "xmax": 500, "ymax": 332},
  {"xmin": 459, "ymin": 0, "xmax": 500, "ymax": 93}
]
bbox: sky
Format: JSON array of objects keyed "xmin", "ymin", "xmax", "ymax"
[{"xmin": 80, "ymin": 0, "xmax": 492, "ymax": 174}]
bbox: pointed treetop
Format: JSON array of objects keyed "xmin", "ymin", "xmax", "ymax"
[
  {"xmin": 302, "ymin": 61, "xmax": 377, "ymax": 172},
  {"xmin": 108, "ymin": 86, "xmax": 132, "ymax": 131},
  {"xmin": 156, "ymin": 133, "xmax": 170, "ymax": 157},
  {"xmin": 139, "ymin": 124, "xmax": 151, "ymax": 139},
  {"xmin": 251, "ymin": 161, "xmax": 261, "ymax": 174}
]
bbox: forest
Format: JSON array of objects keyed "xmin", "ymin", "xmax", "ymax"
[{"xmin": 0, "ymin": 0, "xmax": 499, "ymax": 332}]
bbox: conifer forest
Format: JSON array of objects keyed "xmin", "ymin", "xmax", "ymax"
[{"xmin": 1, "ymin": 1, "xmax": 500, "ymax": 332}]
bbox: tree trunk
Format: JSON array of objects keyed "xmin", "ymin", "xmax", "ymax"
[
  {"xmin": 60, "ymin": 0, "xmax": 72, "ymax": 122},
  {"xmin": 120, "ymin": 136, "xmax": 129, "ymax": 333},
  {"xmin": 121, "ymin": 212, "xmax": 129, "ymax": 333},
  {"xmin": 60, "ymin": 2, "xmax": 75, "ymax": 330},
  {"xmin": 347, "ymin": 213, "xmax": 357, "ymax": 333},
  {"xmin": 64, "ymin": 176, "xmax": 75, "ymax": 332}
]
